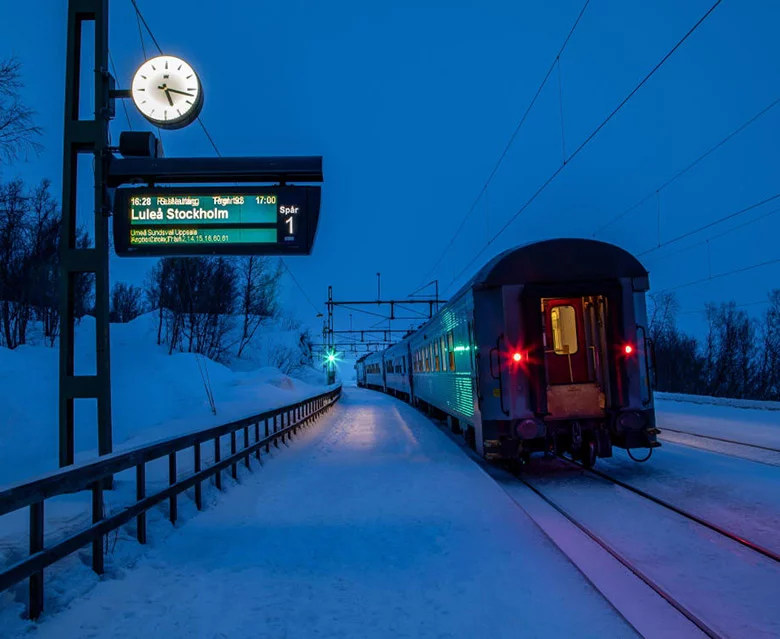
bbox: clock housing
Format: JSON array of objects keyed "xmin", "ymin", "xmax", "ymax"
[{"xmin": 131, "ymin": 55, "xmax": 203, "ymax": 130}]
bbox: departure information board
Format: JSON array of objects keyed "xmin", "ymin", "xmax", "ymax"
[{"xmin": 113, "ymin": 185, "xmax": 321, "ymax": 256}]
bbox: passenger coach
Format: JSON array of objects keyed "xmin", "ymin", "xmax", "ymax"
[{"xmin": 356, "ymin": 239, "xmax": 660, "ymax": 466}]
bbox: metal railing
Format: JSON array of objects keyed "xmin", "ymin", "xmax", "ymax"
[{"xmin": 0, "ymin": 385, "xmax": 342, "ymax": 620}]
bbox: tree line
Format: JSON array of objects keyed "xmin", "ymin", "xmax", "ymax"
[{"xmin": 648, "ymin": 291, "xmax": 780, "ymax": 401}]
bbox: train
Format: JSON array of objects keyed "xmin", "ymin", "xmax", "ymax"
[{"xmin": 355, "ymin": 238, "xmax": 660, "ymax": 467}]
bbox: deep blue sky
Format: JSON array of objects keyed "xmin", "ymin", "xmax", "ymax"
[{"xmin": 3, "ymin": 0, "xmax": 779, "ymax": 341}]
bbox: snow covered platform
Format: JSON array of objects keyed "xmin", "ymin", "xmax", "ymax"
[{"xmin": 9, "ymin": 388, "xmax": 635, "ymax": 639}]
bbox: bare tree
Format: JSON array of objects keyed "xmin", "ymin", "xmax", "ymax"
[
  {"xmin": 110, "ymin": 282, "xmax": 145, "ymax": 323},
  {"xmin": 647, "ymin": 292, "xmax": 705, "ymax": 394},
  {"xmin": 146, "ymin": 257, "xmax": 238, "ymax": 362},
  {"xmin": 756, "ymin": 290, "xmax": 780, "ymax": 400},
  {"xmin": 0, "ymin": 178, "xmax": 90, "ymax": 348},
  {"xmin": 703, "ymin": 302, "xmax": 757, "ymax": 399},
  {"xmin": 0, "ymin": 58, "xmax": 43, "ymax": 165},
  {"xmin": 237, "ymin": 256, "xmax": 282, "ymax": 357}
]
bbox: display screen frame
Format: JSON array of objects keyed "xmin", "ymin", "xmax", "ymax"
[{"xmin": 112, "ymin": 185, "xmax": 321, "ymax": 257}]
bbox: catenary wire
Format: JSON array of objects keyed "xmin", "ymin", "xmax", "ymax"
[
  {"xmin": 415, "ymin": 0, "xmax": 591, "ymax": 290},
  {"xmin": 644, "ymin": 203, "xmax": 780, "ymax": 265},
  {"xmin": 657, "ymin": 256, "xmax": 780, "ymax": 294},
  {"xmin": 448, "ymin": 0, "xmax": 725, "ymax": 290},
  {"xmin": 593, "ymin": 95, "xmax": 780, "ymax": 236},
  {"xmin": 638, "ymin": 192, "xmax": 780, "ymax": 258},
  {"xmin": 130, "ymin": 0, "xmax": 164, "ymax": 56},
  {"xmin": 108, "ymin": 52, "xmax": 133, "ymax": 131}
]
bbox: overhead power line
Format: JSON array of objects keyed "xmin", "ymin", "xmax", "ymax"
[
  {"xmin": 593, "ymin": 94, "xmax": 780, "ymax": 236},
  {"xmin": 658, "ymin": 255, "xmax": 780, "ymax": 294},
  {"xmin": 415, "ymin": 0, "xmax": 591, "ymax": 289},
  {"xmin": 130, "ymin": 0, "xmax": 164, "ymax": 56},
  {"xmin": 279, "ymin": 259, "xmax": 321, "ymax": 315},
  {"xmin": 108, "ymin": 52, "xmax": 133, "ymax": 131},
  {"xmin": 644, "ymin": 203, "xmax": 780, "ymax": 266},
  {"xmin": 638, "ymin": 192, "xmax": 780, "ymax": 258},
  {"xmin": 448, "ymin": 0, "xmax": 724, "ymax": 289}
]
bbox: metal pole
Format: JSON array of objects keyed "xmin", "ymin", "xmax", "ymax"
[
  {"xmin": 376, "ymin": 272, "xmax": 381, "ymax": 301},
  {"xmin": 59, "ymin": 0, "xmax": 113, "ymax": 469}
]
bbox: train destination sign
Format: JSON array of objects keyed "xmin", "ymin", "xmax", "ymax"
[{"xmin": 113, "ymin": 185, "xmax": 321, "ymax": 257}]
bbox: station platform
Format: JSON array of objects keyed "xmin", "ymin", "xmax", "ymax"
[{"xmin": 16, "ymin": 388, "xmax": 635, "ymax": 639}]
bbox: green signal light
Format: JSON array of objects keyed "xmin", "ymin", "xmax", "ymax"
[{"xmin": 327, "ymin": 353, "xmax": 336, "ymax": 363}]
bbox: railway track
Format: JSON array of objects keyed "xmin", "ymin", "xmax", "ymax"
[
  {"xmin": 659, "ymin": 427, "xmax": 780, "ymax": 454},
  {"xmin": 509, "ymin": 471, "xmax": 722, "ymax": 639},
  {"xmin": 425, "ymin": 412, "xmax": 780, "ymax": 637},
  {"xmin": 561, "ymin": 456, "xmax": 780, "ymax": 564}
]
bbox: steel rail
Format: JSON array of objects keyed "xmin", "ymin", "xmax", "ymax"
[
  {"xmin": 515, "ymin": 474, "xmax": 724, "ymax": 639},
  {"xmin": 659, "ymin": 427, "xmax": 780, "ymax": 454},
  {"xmin": 562, "ymin": 458, "xmax": 780, "ymax": 564}
]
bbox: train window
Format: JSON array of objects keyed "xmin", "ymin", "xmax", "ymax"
[
  {"xmin": 447, "ymin": 332, "xmax": 455, "ymax": 371},
  {"xmin": 551, "ymin": 305, "xmax": 579, "ymax": 355},
  {"xmin": 440, "ymin": 337, "xmax": 447, "ymax": 371}
]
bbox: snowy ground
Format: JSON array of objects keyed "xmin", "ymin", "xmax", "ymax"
[
  {"xmin": 0, "ymin": 314, "xmax": 330, "ymax": 488},
  {"xmin": 5, "ymin": 389, "xmax": 636, "ymax": 639},
  {"xmin": 4, "ymin": 349, "xmax": 780, "ymax": 637},
  {"xmin": 655, "ymin": 393, "xmax": 780, "ymax": 450}
]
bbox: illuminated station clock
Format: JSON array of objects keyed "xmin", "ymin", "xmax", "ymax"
[{"xmin": 131, "ymin": 55, "xmax": 203, "ymax": 129}]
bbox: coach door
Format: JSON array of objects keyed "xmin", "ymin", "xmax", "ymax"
[
  {"xmin": 542, "ymin": 297, "xmax": 604, "ymax": 419},
  {"xmin": 543, "ymin": 299, "xmax": 589, "ymax": 384}
]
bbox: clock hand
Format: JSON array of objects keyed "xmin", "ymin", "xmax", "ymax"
[
  {"xmin": 166, "ymin": 88, "xmax": 195, "ymax": 97},
  {"xmin": 164, "ymin": 89, "xmax": 174, "ymax": 106}
]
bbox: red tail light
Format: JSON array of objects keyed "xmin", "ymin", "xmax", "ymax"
[
  {"xmin": 624, "ymin": 344, "xmax": 634, "ymax": 355},
  {"xmin": 512, "ymin": 352, "xmax": 523, "ymax": 363}
]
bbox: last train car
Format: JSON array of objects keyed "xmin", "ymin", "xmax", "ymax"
[{"xmin": 404, "ymin": 238, "xmax": 659, "ymax": 467}]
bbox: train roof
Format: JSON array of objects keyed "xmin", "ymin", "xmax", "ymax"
[{"xmin": 452, "ymin": 238, "xmax": 648, "ymax": 300}]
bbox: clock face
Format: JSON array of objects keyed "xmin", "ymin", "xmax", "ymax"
[{"xmin": 131, "ymin": 55, "xmax": 203, "ymax": 130}]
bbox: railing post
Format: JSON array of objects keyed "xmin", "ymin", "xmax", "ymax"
[
  {"xmin": 194, "ymin": 442, "xmax": 202, "ymax": 511},
  {"xmin": 214, "ymin": 435, "xmax": 222, "ymax": 490},
  {"xmin": 265, "ymin": 418, "xmax": 270, "ymax": 453},
  {"xmin": 91, "ymin": 482, "xmax": 104, "ymax": 575},
  {"xmin": 136, "ymin": 463, "xmax": 146, "ymax": 544},
  {"xmin": 231, "ymin": 431, "xmax": 238, "ymax": 479},
  {"xmin": 244, "ymin": 425, "xmax": 251, "ymax": 469},
  {"xmin": 255, "ymin": 421, "xmax": 261, "ymax": 460},
  {"xmin": 273, "ymin": 415, "xmax": 279, "ymax": 448},
  {"xmin": 169, "ymin": 452, "xmax": 177, "ymax": 524},
  {"xmin": 29, "ymin": 501, "xmax": 44, "ymax": 619}
]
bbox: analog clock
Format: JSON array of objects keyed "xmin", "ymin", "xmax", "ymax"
[{"xmin": 131, "ymin": 55, "xmax": 203, "ymax": 130}]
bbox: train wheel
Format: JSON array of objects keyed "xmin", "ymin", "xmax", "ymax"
[{"xmin": 581, "ymin": 438, "xmax": 597, "ymax": 468}]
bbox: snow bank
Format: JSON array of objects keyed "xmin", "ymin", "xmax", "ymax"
[
  {"xmin": 656, "ymin": 391, "xmax": 780, "ymax": 412},
  {"xmin": 0, "ymin": 313, "xmax": 330, "ymax": 488}
]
